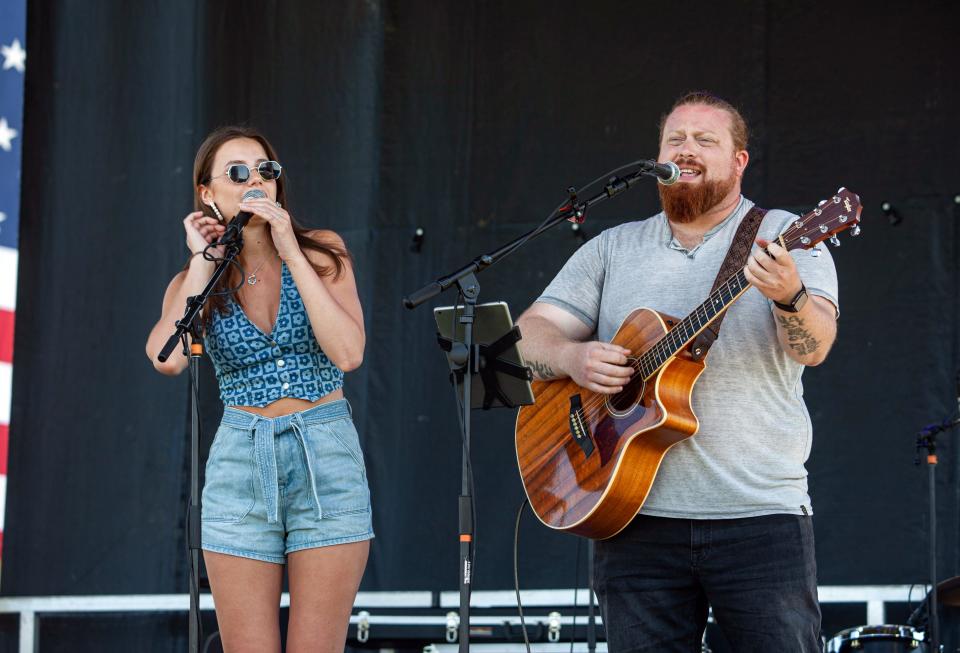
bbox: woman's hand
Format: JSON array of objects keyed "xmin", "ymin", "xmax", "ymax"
[
  {"xmin": 183, "ymin": 210, "xmax": 226, "ymax": 258},
  {"xmin": 237, "ymin": 198, "xmax": 302, "ymax": 261}
]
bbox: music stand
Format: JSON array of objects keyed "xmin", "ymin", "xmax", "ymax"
[{"xmin": 434, "ymin": 301, "xmax": 534, "ymax": 410}]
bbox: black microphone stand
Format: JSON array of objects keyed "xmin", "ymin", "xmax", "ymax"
[
  {"xmin": 915, "ymin": 413, "xmax": 960, "ymax": 653},
  {"xmin": 403, "ymin": 161, "xmax": 664, "ymax": 652},
  {"xmin": 157, "ymin": 233, "xmax": 246, "ymax": 653}
]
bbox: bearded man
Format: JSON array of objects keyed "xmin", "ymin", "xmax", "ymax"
[{"xmin": 516, "ymin": 92, "xmax": 838, "ymax": 651}]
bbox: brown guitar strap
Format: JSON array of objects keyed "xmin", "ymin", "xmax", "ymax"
[{"xmin": 688, "ymin": 205, "xmax": 767, "ymax": 361}]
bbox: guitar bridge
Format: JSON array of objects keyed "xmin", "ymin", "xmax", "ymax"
[{"xmin": 568, "ymin": 394, "xmax": 594, "ymax": 458}]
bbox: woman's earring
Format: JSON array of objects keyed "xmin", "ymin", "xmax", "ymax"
[
  {"xmin": 276, "ymin": 201, "xmax": 282, "ymax": 208},
  {"xmin": 208, "ymin": 202, "xmax": 225, "ymax": 223}
]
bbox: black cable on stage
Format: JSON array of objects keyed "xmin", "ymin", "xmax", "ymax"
[
  {"xmin": 905, "ymin": 582, "xmax": 920, "ymax": 629},
  {"xmin": 513, "ymin": 489, "xmax": 585, "ymax": 652},
  {"xmin": 201, "ymin": 631, "xmax": 220, "ymax": 653},
  {"xmin": 513, "ymin": 498, "xmax": 532, "ymax": 652}
]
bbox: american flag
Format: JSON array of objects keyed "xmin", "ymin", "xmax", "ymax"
[{"xmin": 0, "ymin": 0, "xmax": 26, "ymax": 564}]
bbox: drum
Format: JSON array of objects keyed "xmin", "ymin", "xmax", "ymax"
[{"xmin": 826, "ymin": 625, "xmax": 926, "ymax": 652}]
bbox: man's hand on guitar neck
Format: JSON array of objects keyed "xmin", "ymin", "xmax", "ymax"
[
  {"xmin": 745, "ymin": 238, "xmax": 838, "ymax": 366},
  {"xmin": 517, "ymin": 302, "xmax": 633, "ymax": 394},
  {"xmin": 745, "ymin": 239, "xmax": 805, "ymax": 306}
]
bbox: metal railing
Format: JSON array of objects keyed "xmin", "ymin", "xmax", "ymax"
[{"xmin": 0, "ymin": 585, "xmax": 926, "ymax": 653}]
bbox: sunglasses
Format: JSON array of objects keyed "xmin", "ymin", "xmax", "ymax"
[{"xmin": 211, "ymin": 160, "xmax": 283, "ymax": 184}]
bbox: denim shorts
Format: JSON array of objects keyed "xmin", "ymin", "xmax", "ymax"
[{"xmin": 201, "ymin": 399, "xmax": 374, "ymax": 564}]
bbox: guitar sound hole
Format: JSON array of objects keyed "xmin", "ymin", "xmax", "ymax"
[{"xmin": 608, "ymin": 371, "xmax": 645, "ymax": 414}]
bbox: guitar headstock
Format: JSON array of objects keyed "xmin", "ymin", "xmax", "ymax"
[{"xmin": 780, "ymin": 188, "xmax": 863, "ymax": 252}]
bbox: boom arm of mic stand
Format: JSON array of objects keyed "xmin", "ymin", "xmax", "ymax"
[{"xmin": 402, "ymin": 167, "xmax": 648, "ymax": 309}]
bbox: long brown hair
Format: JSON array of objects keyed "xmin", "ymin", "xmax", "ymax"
[{"xmin": 190, "ymin": 125, "xmax": 350, "ymax": 324}]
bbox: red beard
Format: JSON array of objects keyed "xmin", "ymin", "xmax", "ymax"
[{"xmin": 657, "ymin": 168, "xmax": 737, "ymax": 224}]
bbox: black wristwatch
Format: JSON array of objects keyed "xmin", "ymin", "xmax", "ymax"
[{"xmin": 774, "ymin": 284, "xmax": 808, "ymax": 313}]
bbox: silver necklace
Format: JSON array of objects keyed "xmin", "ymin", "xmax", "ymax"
[{"xmin": 246, "ymin": 255, "xmax": 274, "ymax": 285}]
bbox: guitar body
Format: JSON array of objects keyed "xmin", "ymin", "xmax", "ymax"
[{"xmin": 515, "ymin": 307, "xmax": 706, "ymax": 539}]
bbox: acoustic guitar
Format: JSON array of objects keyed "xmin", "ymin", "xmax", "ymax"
[{"xmin": 515, "ymin": 188, "xmax": 862, "ymax": 539}]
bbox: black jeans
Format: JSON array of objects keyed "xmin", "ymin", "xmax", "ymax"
[{"xmin": 593, "ymin": 514, "xmax": 821, "ymax": 652}]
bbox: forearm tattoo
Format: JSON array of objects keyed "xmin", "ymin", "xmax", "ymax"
[
  {"xmin": 775, "ymin": 315, "xmax": 821, "ymax": 356},
  {"xmin": 529, "ymin": 359, "xmax": 557, "ymax": 380}
]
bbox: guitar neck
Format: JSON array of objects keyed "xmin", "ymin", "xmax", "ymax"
[
  {"xmin": 633, "ymin": 188, "xmax": 863, "ymax": 380},
  {"xmin": 638, "ymin": 269, "xmax": 752, "ymax": 379}
]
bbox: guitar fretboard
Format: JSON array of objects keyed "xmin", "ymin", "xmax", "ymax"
[{"xmin": 637, "ymin": 269, "xmax": 751, "ymax": 379}]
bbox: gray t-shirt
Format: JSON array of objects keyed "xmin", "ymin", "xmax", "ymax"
[{"xmin": 536, "ymin": 196, "xmax": 839, "ymax": 519}]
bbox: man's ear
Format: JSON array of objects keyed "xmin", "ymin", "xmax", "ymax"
[{"xmin": 735, "ymin": 149, "xmax": 749, "ymax": 178}]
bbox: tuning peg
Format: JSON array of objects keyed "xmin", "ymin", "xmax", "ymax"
[
  {"xmin": 811, "ymin": 247, "xmax": 822, "ymax": 258},
  {"xmin": 829, "ymin": 235, "xmax": 841, "ymax": 247},
  {"xmin": 850, "ymin": 224, "xmax": 861, "ymax": 237}
]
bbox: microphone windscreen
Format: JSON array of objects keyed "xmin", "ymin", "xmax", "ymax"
[
  {"xmin": 242, "ymin": 189, "xmax": 267, "ymax": 202},
  {"xmin": 657, "ymin": 161, "xmax": 681, "ymax": 186}
]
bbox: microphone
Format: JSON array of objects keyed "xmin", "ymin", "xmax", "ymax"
[
  {"xmin": 219, "ymin": 188, "xmax": 266, "ymax": 244},
  {"xmin": 640, "ymin": 160, "xmax": 681, "ymax": 185}
]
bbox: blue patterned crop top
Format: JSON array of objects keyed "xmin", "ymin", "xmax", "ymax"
[{"xmin": 204, "ymin": 262, "xmax": 344, "ymax": 407}]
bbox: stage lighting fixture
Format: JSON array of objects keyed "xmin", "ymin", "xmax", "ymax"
[
  {"xmin": 881, "ymin": 201, "xmax": 902, "ymax": 226},
  {"xmin": 410, "ymin": 226, "xmax": 425, "ymax": 253}
]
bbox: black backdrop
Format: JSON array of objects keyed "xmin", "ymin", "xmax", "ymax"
[{"xmin": 4, "ymin": 0, "xmax": 959, "ymax": 618}]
